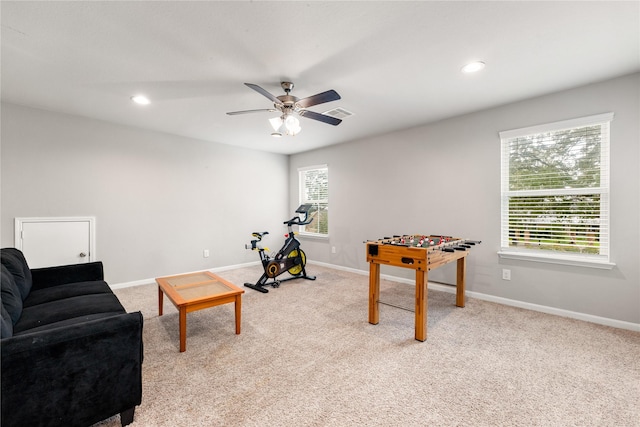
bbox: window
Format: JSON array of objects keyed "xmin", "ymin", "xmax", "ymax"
[
  {"xmin": 299, "ymin": 165, "xmax": 328, "ymax": 236},
  {"xmin": 499, "ymin": 113, "xmax": 614, "ymax": 269}
]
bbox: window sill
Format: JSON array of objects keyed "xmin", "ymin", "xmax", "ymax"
[
  {"xmin": 298, "ymin": 233, "xmax": 329, "ymax": 240},
  {"xmin": 497, "ymin": 250, "xmax": 615, "ymax": 270}
]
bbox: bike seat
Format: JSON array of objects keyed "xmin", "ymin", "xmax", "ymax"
[{"xmin": 252, "ymin": 231, "xmax": 269, "ymax": 239}]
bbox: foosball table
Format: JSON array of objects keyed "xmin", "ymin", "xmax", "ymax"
[{"xmin": 365, "ymin": 235, "xmax": 480, "ymax": 341}]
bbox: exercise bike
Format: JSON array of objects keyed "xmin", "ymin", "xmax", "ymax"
[{"xmin": 244, "ymin": 204, "xmax": 317, "ymax": 293}]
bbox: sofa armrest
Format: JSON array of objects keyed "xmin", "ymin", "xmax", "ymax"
[
  {"xmin": 1, "ymin": 311, "xmax": 143, "ymax": 427},
  {"xmin": 30, "ymin": 261, "xmax": 104, "ymax": 290}
]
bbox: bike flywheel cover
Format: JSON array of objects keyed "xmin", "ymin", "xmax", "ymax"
[
  {"xmin": 266, "ymin": 261, "xmax": 281, "ymax": 278},
  {"xmin": 287, "ymin": 249, "xmax": 306, "ymax": 276}
]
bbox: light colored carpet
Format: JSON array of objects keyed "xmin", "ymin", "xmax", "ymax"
[{"xmin": 94, "ymin": 264, "xmax": 640, "ymax": 426}]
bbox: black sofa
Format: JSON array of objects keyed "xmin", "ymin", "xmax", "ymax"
[{"xmin": 1, "ymin": 248, "xmax": 143, "ymax": 427}]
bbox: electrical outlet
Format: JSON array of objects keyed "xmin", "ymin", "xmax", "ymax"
[
  {"xmin": 331, "ymin": 246, "xmax": 336, "ymax": 254},
  {"xmin": 203, "ymin": 249, "xmax": 210, "ymax": 258},
  {"xmin": 502, "ymin": 269, "xmax": 511, "ymax": 280}
]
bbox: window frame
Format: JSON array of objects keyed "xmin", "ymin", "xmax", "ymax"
[
  {"xmin": 498, "ymin": 113, "xmax": 615, "ymax": 270},
  {"xmin": 298, "ymin": 164, "xmax": 329, "ymax": 238}
]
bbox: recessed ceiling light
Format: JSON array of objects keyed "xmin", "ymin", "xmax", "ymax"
[
  {"xmin": 131, "ymin": 95, "xmax": 150, "ymax": 105},
  {"xmin": 461, "ymin": 61, "xmax": 486, "ymax": 73}
]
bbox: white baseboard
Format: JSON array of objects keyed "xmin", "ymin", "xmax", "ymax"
[
  {"xmin": 309, "ymin": 260, "xmax": 640, "ymax": 332},
  {"xmin": 109, "ymin": 261, "xmax": 261, "ymax": 290},
  {"xmin": 110, "ymin": 259, "xmax": 640, "ymax": 332}
]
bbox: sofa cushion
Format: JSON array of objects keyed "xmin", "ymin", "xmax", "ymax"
[
  {"xmin": 13, "ymin": 293, "xmax": 125, "ymax": 334},
  {"xmin": 1, "ymin": 305, "xmax": 13, "ymax": 338},
  {"xmin": 23, "ymin": 280, "xmax": 112, "ymax": 308},
  {"xmin": 13, "ymin": 312, "xmax": 126, "ymax": 335},
  {"xmin": 1, "ymin": 266, "xmax": 23, "ymax": 325},
  {"xmin": 31, "ymin": 261, "xmax": 104, "ymax": 291},
  {"xmin": 0, "ymin": 248, "xmax": 32, "ymax": 300}
]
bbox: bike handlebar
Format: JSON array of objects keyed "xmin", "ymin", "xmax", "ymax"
[
  {"xmin": 284, "ymin": 216, "xmax": 312, "ymax": 226},
  {"xmin": 283, "ymin": 204, "xmax": 314, "ymax": 226}
]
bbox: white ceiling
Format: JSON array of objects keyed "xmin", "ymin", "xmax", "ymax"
[{"xmin": 2, "ymin": 1, "xmax": 638, "ymax": 155}]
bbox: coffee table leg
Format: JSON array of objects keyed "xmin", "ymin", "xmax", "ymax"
[
  {"xmin": 235, "ymin": 296, "xmax": 242, "ymax": 334},
  {"xmin": 179, "ymin": 308, "xmax": 187, "ymax": 352}
]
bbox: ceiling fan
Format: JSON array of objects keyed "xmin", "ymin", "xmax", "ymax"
[{"xmin": 227, "ymin": 82, "xmax": 342, "ymax": 136}]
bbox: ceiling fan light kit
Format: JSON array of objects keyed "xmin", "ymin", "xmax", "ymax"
[
  {"xmin": 269, "ymin": 114, "xmax": 301, "ymax": 137},
  {"xmin": 227, "ymin": 81, "xmax": 343, "ymax": 137}
]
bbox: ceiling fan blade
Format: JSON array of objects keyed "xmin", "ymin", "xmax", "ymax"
[
  {"xmin": 298, "ymin": 110, "xmax": 342, "ymax": 126},
  {"xmin": 226, "ymin": 109, "xmax": 277, "ymax": 115},
  {"xmin": 296, "ymin": 90, "xmax": 341, "ymax": 109},
  {"xmin": 245, "ymin": 83, "xmax": 282, "ymax": 104}
]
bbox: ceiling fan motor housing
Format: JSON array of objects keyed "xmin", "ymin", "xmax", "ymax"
[
  {"xmin": 276, "ymin": 94, "xmax": 298, "ymax": 111},
  {"xmin": 278, "ymin": 83, "xmax": 298, "ymax": 111}
]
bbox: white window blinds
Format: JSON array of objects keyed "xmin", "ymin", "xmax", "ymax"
[
  {"xmin": 299, "ymin": 165, "xmax": 329, "ymax": 236},
  {"xmin": 500, "ymin": 113, "xmax": 613, "ymax": 265}
]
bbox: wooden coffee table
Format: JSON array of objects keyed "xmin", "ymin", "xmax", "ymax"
[{"xmin": 156, "ymin": 271, "xmax": 244, "ymax": 352}]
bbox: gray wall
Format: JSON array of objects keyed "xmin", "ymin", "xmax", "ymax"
[
  {"xmin": 2, "ymin": 74, "xmax": 638, "ymax": 325},
  {"xmin": 1, "ymin": 103, "xmax": 289, "ymax": 284},
  {"xmin": 290, "ymin": 73, "xmax": 640, "ymax": 325}
]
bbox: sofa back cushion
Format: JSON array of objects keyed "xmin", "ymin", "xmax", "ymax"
[
  {"xmin": 0, "ymin": 248, "xmax": 32, "ymax": 300},
  {"xmin": 1, "ymin": 265, "xmax": 22, "ymax": 327},
  {"xmin": 1, "ymin": 305, "xmax": 13, "ymax": 338}
]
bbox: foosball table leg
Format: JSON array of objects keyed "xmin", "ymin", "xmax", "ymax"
[
  {"xmin": 456, "ymin": 257, "xmax": 466, "ymax": 308},
  {"xmin": 368, "ymin": 262, "xmax": 380, "ymax": 325},
  {"xmin": 415, "ymin": 269, "xmax": 427, "ymax": 341}
]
